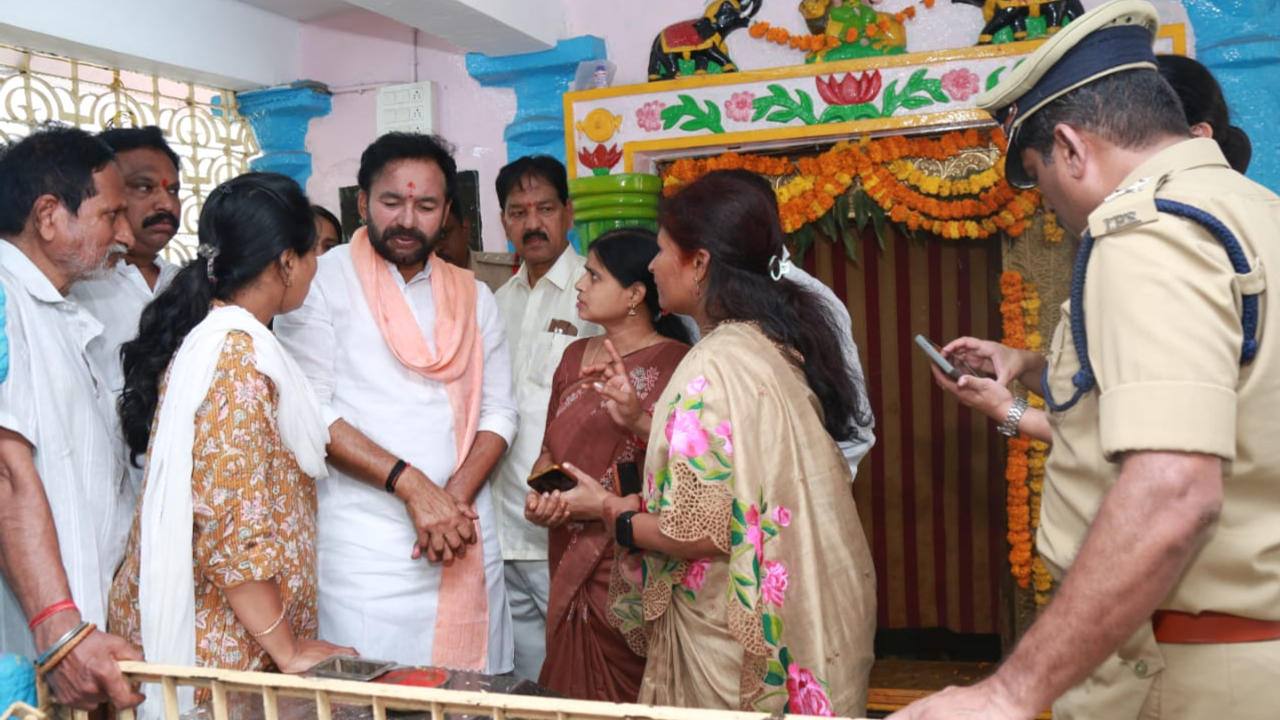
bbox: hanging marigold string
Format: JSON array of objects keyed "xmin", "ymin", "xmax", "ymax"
[
  {"xmin": 661, "ymin": 128, "xmax": 1042, "ymax": 241},
  {"xmin": 1001, "ymin": 270, "xmax": 1034, "ymax": 589},
  {"xmin": 1020, "ymin": 279, "xmax": 1053, "ymax": 607}
]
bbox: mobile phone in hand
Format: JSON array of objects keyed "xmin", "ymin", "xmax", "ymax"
[
  {"xmin": 527, "ymin": 464, "xmax": 577, "ymax": 494},
  {"xmin": 914, "ymin": 334, "xmax": 965, "ymax": 380}
]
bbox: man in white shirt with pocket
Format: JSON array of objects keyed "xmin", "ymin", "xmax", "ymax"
[{"xmin": 492, "ymin": 155, "xmax": 600, "ymax": 681}]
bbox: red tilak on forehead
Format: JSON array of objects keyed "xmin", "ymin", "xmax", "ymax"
[
  {"xmin": 160, "ymin": 178, "xmax": 170, "ymax": 190},
  {"xmin": 405, "ymin": 181, "xmax": 415, "ymax": 200}
]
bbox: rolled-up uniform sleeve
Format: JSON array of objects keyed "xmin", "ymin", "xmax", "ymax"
[{"xmin": 1089, "ymin": 216, "xmax": 1242, "ymax": 460}]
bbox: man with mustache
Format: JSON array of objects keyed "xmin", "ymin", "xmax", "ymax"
[
  {"xmin": 276, "ymin": 133, "xmax": 518, "ymax": 670},
  {"xmin": 0, "ymin": 125, "xmax": 143, "ymax": 712},
  {"xmin": 491, "ymin": 155, "xmax": 601, "ymax": 680},
  {"xmin": 70, "ymin": 127, "xmax": 183, "ymax": 422}
]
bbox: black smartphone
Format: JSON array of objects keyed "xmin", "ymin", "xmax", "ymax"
[
  {"xmin": 527, "ymin": 464, "xmax": 577, "ymax": 494},
  {"xmin": 615, "ymin": 461, "xmax": 642, "ymax": 496}
]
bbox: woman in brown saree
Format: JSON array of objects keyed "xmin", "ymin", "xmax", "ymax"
[
  {"xmin": 524, "ymin": 228, "xmax": 690, "ymax": 702},
  {"xmin": 563, "ymin": 170, "xmax": 877, "ymax": 716}
]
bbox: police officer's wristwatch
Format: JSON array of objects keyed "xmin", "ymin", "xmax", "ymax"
[{"xmin": 997, "ymin": 397, "xmax": 1029, "ymax": 437}]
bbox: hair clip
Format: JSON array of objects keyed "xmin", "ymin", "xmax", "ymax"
[{"xmin": 197, "ymin": 243, "xmax": 220, "ymax": 283}]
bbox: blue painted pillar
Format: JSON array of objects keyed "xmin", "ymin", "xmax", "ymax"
[
  {"xmin": 465, "ymin": 36, "xmax": 607, "ymax": 165},
  {"xmin": 1183, "ymin": 0, "xmax": 1280, "ymax": 193},
  {"xmin": 236, "ymin": 81, "xmax": 332, "ymax": 190}
]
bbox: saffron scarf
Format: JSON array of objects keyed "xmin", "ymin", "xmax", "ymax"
[{"xmin": 350, "ymin": 227, "xmax": 489, "ymax": 670}]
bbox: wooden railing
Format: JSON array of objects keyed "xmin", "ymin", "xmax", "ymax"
[{"xmin": 3, "ymin": 661, "xmax": 866, "ymax": 720}]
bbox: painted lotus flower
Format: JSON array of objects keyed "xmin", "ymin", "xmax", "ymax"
[
  {"xmin": 723, "ymin": 91, "xmax": 756, "ymax": 122},
  {"xmin": 941, "ymin": 68, "xmax": 980, "ymax": 101},
  {"xmin": 815, "ymin": 70, "xmax": 882, "ymax": 106},
  {"xmin": 636, "ymin": 100, "xmax": 665, "ymax": 132},
  {"xmin": 578, "ymin": 143, "xmax": 622, "ymax": 175}
]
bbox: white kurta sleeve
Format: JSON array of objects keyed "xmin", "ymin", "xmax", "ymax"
[
  {"xmin": 275, "ymin": 275, "xmax": 340, "ymax": 427},
  {"xmin": 474, "ymin": 282, "xmax": 517, "ymax": 444},
  {"xmin": 0, "ymin": 282, "xmax": 37, "ymax": 447}
]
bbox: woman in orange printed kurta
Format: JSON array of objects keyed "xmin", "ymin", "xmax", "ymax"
[
  {"xmin": 109, "ymin": 175, "xmax": 350, "ymax": 717},
  {"xmin": 109, "ymin": 331, "xmax": 319, "ymax": 672}
]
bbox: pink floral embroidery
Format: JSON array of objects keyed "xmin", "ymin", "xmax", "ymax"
[
  {"xmin": 772, "ymin": 506, "xmax": 791, "ymax": 527},
  {"xmin": 940, "ymin": 68, "xmax": 980, "ymax": 102},
  {"xmin": 723, "ymin": 91, "xmax": 755, "ymax": 122},
  {"xmin": 714, "ymin": 420, "xmax": 734, "ymax": 456},
  {"xmin": 667, "ymin": 407, "xmax": 710, "ymax": 458},
  {"xmin": 636, "ymin": 101, "xmax": 666, "ymax": 132},
  {"xmin": 787, "ymin": 664, "xmax": 835, "ymax": 716},
  {"xmin": 761, "ymin": 560, "xmax": 788, "ymax": 606},
  {"xmin": 682, "ymin": 557, "xmax": 711, "ymax": 591},
  {"xmin": 745, "ymin": 504, "xmax": 765, "ymax": 562},
  {"xmin": 645, "ymin": 470, "xmax": 656, "ymax": 496},
  {"xmin": 686, "ymin": 375, "xmax": 708, "ymax": 394}
]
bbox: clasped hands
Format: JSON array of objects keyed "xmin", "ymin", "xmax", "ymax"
[{"xmin": 396, "ymin": 467, "xmax": 478, "ymax": 566}]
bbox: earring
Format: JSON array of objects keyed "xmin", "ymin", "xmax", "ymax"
[{"xmin": 627, "ymin": 305, "xmax": 638, "ymax": 316}]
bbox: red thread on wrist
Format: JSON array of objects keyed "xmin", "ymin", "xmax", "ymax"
[{"xmin": 28, "ymin": 600, "xmax": 77, "ymax": 630}]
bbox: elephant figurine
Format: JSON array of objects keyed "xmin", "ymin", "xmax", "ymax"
[
  {"xmin": 953, "ymin": 0, "xmax": 1084, "ymax": 44},
  {"xmin": 648, "ymin": 0, "xmax": 764, "ymax": 81}
]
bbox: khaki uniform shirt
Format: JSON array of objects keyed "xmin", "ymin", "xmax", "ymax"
[{"xmin": 1038, "ymin": 138, "xmax": 1280, "ymax": 718}]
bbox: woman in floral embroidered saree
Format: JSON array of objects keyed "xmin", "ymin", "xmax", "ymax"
[
  {"xmin": 574, "ymin": 171, "xmax": 877, "ymax": 716},
  {"xmin": 524, "ymin": 229, "xmax": 691, "ymax": 701}
]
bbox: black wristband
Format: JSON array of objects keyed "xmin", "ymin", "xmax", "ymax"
[
  {"xmin": 385, "ymin": 459, "xmax": 409, "ymax": 493},
  {"xmin": 615, "ymin": 510, "xmax": 640, "ymax": 549}
]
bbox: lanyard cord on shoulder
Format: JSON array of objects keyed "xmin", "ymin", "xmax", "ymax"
[{"xmin": 1042, "ymin": 198, "xmax": 1260, "ymax": 413}]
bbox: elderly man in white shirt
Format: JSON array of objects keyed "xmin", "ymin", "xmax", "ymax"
[
  {"xmin": 0, "ymin": 126, "xmax": 143, "ymax": 711},
  {"xmin": 491, "ymin": 156, "xmax": 601, "ymax": 681},
  {"xmin": 276, "ymin": 133, "xmax": 518, "ymax": 672},
  {"xmin": 69, "ymin": 127, "xmax": 182, "ymax": 483}
]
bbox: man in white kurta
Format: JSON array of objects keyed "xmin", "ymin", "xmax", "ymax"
[
  {"xmin": 0, "ymin": 126, "xmax": 142, "ymax": 710},
  {"xmin": 69, "ymin": 127, "xmax": 182, "ymax": 485},
  {"xmin": 490, "ymin": 156, "xmax": 601, "ymax": 680},
  {"xmin": 276, "ymin": 133, "xmax": 517, "ymax": 671}
]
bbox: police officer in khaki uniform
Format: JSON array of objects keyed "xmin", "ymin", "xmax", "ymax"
[{"xmin": 892, "ymin": 2, "xmax": 1280, "ymax": 719}]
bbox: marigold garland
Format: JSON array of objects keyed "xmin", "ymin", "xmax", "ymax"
[
  {"xmin": 1001, "ymin": 271, "xmax": 1054, "ymax": 603},
  {"xmin": 1000, "ymin": 270, "xmax": 1034, "ymax": 588},
  {"xmin": 660, "ymin": 129, "xmax": 1042, "ymax": 242}
]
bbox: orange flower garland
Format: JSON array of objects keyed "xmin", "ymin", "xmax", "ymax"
[
  {"xmin": 1000, "ymin": 270, "xmax": 1033, "ymax": 589},
  {"xmin": 1001, "ymin": 271, "xmax": 1054, "ymax": 602},
  {"xmin": 659, "ymin": 129, "xmax": 1042, "ymax": 242}
]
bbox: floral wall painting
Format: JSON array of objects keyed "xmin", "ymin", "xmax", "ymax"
[
  {"xmin": 576, "ymin": 108, "xmax": 623, "ymax": 143},
  {"xmin": 578, "ymin": 144, "xmax": 624, "ymax": 175},
  {"xmin": 648, "ymin": 0, "xmax": 764, "ymax": 80}
]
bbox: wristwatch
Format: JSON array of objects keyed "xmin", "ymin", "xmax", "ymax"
[
  {"xmin": 615, "ymin": 510, "xmax": 640, "ymax": 549},
  {"xmin": 997, "ymin": 397, "xmax": 1030, "ymax": 437}
]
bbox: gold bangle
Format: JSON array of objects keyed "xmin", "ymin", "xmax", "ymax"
[
  {"xmin": 250, "ymin": 609, "xmax": 287, "ymax": 638},
  {"xmin": 36, "ymin": 622, "xmax": 96, "ymax": 676}
]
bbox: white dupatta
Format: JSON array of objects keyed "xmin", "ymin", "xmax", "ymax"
[{"xmin": 136, "ymin": 305, "xmax": 329, "ymax": 719}]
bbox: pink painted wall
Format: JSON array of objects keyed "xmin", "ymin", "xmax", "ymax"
[{"xmin": 301, "ymin": 9, "xmax": 515, "ymax": 251}]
